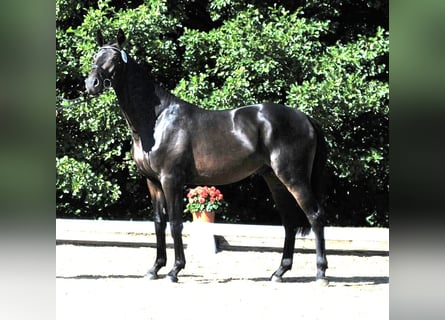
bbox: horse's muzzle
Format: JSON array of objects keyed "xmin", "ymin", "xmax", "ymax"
[{"xmin": 85, "ymin": 75, "xmax": 104, "ymax": 95}]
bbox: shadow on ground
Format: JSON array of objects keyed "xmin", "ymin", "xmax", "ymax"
[{"xmin": 56, "ymin": 274, "xmax": 388, "ymax": 286}]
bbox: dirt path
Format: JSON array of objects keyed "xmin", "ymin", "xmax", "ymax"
[{"xmin": 56, "ymin": 245, "xmax": 388, "ymax": 320}]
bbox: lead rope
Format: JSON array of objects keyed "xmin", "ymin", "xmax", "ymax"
[{"xmin": 56, "ymin": 91, "xmax": 90, "ymax": 116}]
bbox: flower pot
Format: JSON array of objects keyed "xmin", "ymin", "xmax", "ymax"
[{"xmin": 192, "ymin": 210, "xmax": 215, "ymax": 223}]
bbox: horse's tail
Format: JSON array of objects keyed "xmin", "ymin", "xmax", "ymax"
[
  {"xmin": 291, "ymin": 116, "xmax": 328, "ymax": 236},
  {"xmin": 307, "ymin": 115, "xmax": 328, "ymax": 206}
]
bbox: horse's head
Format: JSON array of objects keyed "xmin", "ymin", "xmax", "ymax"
[{"xmin": 85, "ymin": 29, "xmax": 128, "ymax": 96}]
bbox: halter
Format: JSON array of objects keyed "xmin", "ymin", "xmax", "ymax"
[{"xmin": 91, "ymin": 45, "xmax": 128, "ymax": 89}]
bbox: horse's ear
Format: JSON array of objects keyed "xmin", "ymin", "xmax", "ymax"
[
  {"xmin": 117, "ymin": 29, "xmax": 126, "ymax": 47},
  {"xmin": 96, "ymin": 30, "xmax": 104, "ymax": 47}
]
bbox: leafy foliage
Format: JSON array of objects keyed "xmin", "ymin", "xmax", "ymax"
[
  {"xmin": 174, "ymin": 6, "xmax": 329, "ymax": 108},
  {"xmin": 56, "ymin": 0, "xmax": 180, "ymax": 219},
  {"xmin": 56, "ymin": 0, "xmax": 388, "ymax": 226}
]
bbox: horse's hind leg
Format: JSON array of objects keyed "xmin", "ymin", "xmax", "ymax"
[
  {"xmin": 271, "ymin": 223, "xmax": 297, "ymax": 282},
  {"xmin": 270, "ymin": 154, "xmax": 328, "ymax": 284},
  {"xmin": 284, "ymin": 180, "xmax": 328, "ymax": 285},
  {"xmin": 262, "ymin": 171, "xmax": 310, "ymax": 282},
  {"xmin": 146, "ymin": 179, "xmax": 167, "ymax": 280}
]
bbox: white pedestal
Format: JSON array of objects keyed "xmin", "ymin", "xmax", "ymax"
[{"xmin": 187, "ymin": 222, "xmax": 217, "ymax": 256}]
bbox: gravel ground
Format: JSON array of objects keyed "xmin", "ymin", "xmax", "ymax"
[{"xmin": 56, "ymin": 245, "xmax": 388, "ymax": 320}]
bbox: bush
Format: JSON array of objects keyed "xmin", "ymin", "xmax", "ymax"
[
  {"xmin": 56, "ymin": 0, "xmax": 180, "ymax": 218},
  {"xmin": 56, "ymin": 0, "xmax": 388, "ymax": 227},
  {"xmin": 287, "ymin": 27, "xmax": 389, "ymax": 226}
]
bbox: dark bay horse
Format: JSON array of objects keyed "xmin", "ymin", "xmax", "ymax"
[{"xmin": 85, "ymin": 29, "xmax": 328, "ymax": 285}]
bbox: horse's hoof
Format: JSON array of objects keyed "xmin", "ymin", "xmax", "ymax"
[
  {"xmin": 270, "ymin": 274, "xmax": 283, "ymax": 283},
  {"xmin": 146, "ymin": 272, "xmax": 159, "ymax": 280},
  {"xmin": 315, "ymin": 278, "xmax": 329, "ymax": 286},
  {"xmin": 166, "ymin": 274, "xmax": 178, "ymax": 283}
]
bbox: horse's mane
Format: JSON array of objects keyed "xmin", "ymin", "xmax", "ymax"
[{"xmin": 132, "ymin": 57, "xmax": 188, "ymax": 108}]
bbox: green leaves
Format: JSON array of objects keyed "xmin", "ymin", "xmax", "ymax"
[
  {"xmin": 56, "ymin": 1, "xmax": 388, "ymax": 226},
  {"xmin": 56, "ymin": 0, "xmax": 180, "ymax": 217},
  {"xmin": 174, "ymin": 6, "xmax": 330, "ymax": 108},
  {"xmin": 56, "ymin": 156, "xmax": 121, "ymax": 215},
  {"xmin": 287, "ymin": 27, "xmax": 389, "ymax": 189}
]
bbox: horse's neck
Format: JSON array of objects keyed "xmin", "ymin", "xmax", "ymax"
[
  {"xmin": 114, "ymin": 60, "xmax": 168, "ymax": 150},
  {"xmin": 115, "ymin": 61, "xmax": 166, "ymax": 132}
]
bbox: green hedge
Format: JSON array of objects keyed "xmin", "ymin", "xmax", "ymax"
[{"xmin": 56, "ymin": 0, "xmax": 388, "ymax": 227}]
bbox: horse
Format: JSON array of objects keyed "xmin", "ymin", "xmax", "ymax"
[{"xmin": 85, "ymin": 29, "xmax": 329, "ymax": 285}]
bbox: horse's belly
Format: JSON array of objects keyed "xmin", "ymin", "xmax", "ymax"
[{"xmin": 192, "ymin": 153, "xmax": 264, "ymax": 185}]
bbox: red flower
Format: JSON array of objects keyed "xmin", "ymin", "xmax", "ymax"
[{"xmin": 185, "ymin": 186, "xmax": 226, "ymax": 214}]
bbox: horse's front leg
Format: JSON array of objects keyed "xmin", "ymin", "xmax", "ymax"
[
  {"xmin": 161, "ymin": 175, "xmax": 186, "ymax": 283},
  {"xmin": 146, "ymin": 179, "xmax": 167, "ymax": 280}
]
